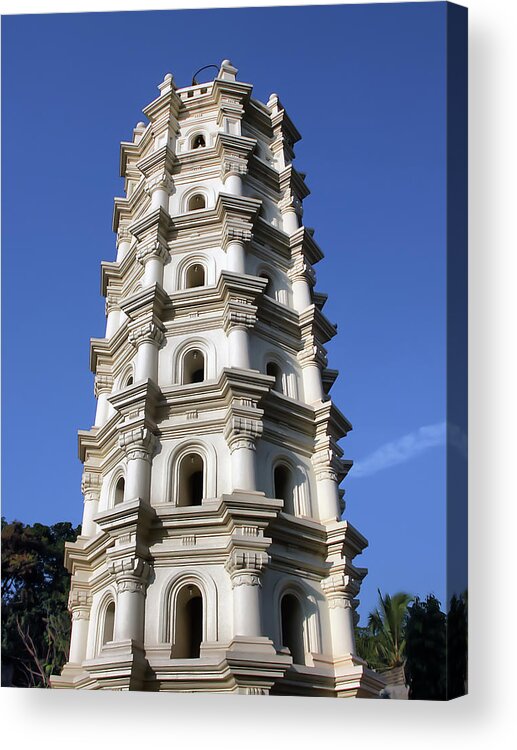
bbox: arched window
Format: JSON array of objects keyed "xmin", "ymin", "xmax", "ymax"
[
  {"xmin": 191, "ymin": 134, "xmax": 206, "ymax": 150},
  {"xmin": 102, "ymin": 601, "xmax": 115, "ymax": 647},
  {"xmin": 188, "ymin": 194, "xmax": 206, "ymax": 211},
  {"xmin": 114, "ymin": 477, "xmax": 125, "ymax": 506},
  {"xmin": 173, "ymin": 584, "xmax": 203, "ymax": 658},
  {"xmin": 178, "ymin": 453, "xmax": 204, "ymax": 507},
  {"xmin": 185, "ymin": 263, "xmax": 205, "ymax": 289},
  {"xmin": 274, "ymin": 464, "xmax": 295, "ymax": 515},
  {"xmin": 125, "ymin": 375, "xmax": 134, "ymax": 387},
  {"xmin": 266, "ymin": 361, "xmax": 283, "ymax": 393},
  {"xmin": 281, "ymin": 594, "xmax": 305, "ymax": 665},
  {"xmin": 183, "ymin": 349, "xmax": 205, "ymax": 384}
]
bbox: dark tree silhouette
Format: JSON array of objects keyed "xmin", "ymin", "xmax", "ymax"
[{"xmin": 1, "ymin": 517, "xmax": 79, "ymax": 687}]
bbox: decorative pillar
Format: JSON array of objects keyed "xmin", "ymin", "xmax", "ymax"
[
  {"xmin": 116, "ymin": 225, "xmax": 132, "ymax": 263},
  {"xmin": 227, "ymin": 239, "xmax": 245, "ymax": 273},
  {"xmin": 105, "ymin": 293, "xmax": 121, "ymax": 339},
  {"xmin": 136, "ymin": 240, "xmax": 169, "ymax": 287},
  {"xmin": 145, "ymin": 172, "xmax": 173, "ymax": 213},
  {"xmin": 321, "ymin": 574, "xmax": 360, "ymax": 657},
  {"xmin": 81, "ymin": 471, "xmax": 103, "ymax": 537},
  {"xmin": 314, "ymin": 463, "xmax": 341, "ymax": 522},
  {"xmin": 109, "ymin": 557, "xmax": 150, "ymax": 644},
  {"xmin": 224, "ymin": 416, "xmax": 262, "ymax": 492},
  {"xmin": 129, "ymin": 320, "xmax": 165, "ymax": 383},
  {"xmin": 94, "ymin": 374, "xmax": 114, "ymax": 427},
  {"xmin": 290, "ymin": 257, "xmax": 315, "ymax": 312},
  {"xmin": 224, "ymin": 311, "xmax": 255, "ymax": 369},
  {"xmin": 221, "ymin": 157, "xmax": 247, "ymax": 197},
  {"xmin": 280, "ymin": 196, "xmax": 302, "ymax": 235},
  {"xmin": 300, "ymin": 348, "xmax": 325, "ymax": 403},
  {"xmin": 67, "ymin": 589, "xmax": 92, "ymax": 665},
  {"xmin": 226, "ymin": 551, "xmax": 268, "ymax": 638},
  {"xmin": 119, "ymin": 427, "xmax": 157, "ymax": 503}
]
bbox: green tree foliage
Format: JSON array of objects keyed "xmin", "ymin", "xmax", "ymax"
[
  {"xmin": 1, "ymin": 517, "xmax": 79, "ymax": 687},
  {"xmin": 357, "ymin": 590, "xmax": 413, "ymax": 671},
  {"xmin": 404, "ymin": 594, "xmax": 446, "ymax": 700}
]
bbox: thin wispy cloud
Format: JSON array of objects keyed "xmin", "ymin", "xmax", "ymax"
[{"xmin": 351, "ymin": 422, "xmax": 448, "ymax": 479}]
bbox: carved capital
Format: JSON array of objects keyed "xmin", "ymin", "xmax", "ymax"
[
  {"xmin": 279, "ymin": 194, "xmax": 302, "ymax": 216},
  {"xmin": 298, "ymin": 343, "xmax": 327, "ymax": 369},
  {"xmin": 313, "ymin": 447, "xmax": 344, "ymax": 483},
  {"xmin": 136, "ymin": 240, "xmax": 169, "ymax": 267},
  {"xmin": 224, "ymin": 416, "xmax": 262, "ymax": 452},
  {"xmin": 118, "ymin": 427, "xmax": 158, "ymax": 462},
  {"xmin": 289, "ymin": 256, "xmax": 316, "ymax": 286},
  {"xmin": 225, "ymin": 550, "xmax": 268, "ymax": 587},
  {"xmin": 68, "ymin": 588, "xmax": 92, "ymax": 616},
  {"xmin": 129, "ymin": 321, "xmax": 166, "ymax": 350},
  {"xmin": 144, "ymin": 171, "xmax": 174, "ymax": 196},
  {"xmin": 221, "ymin": 156, "xmax": 248, "ymax": 178},
  {"xmin": 81, "ymin": 471, "xmax": 103, "ymax": 501},
  {"xmin": 116, "ymin": 225, "xmax": 132, "ymax": 247},
  {"xmin": 94, "ymin": 373, "xmax": 113, "ymax": 398},
  {"xmin": 222, "ymin": 224, "xmax": 253, "ymax": 249},
  {"xmin": 224, "ymin": 309, "xmax": 256, "ymax": 332},
  {"xmin": 321, "ymin": 574, "xmax": 360, "ymax": 604},
  {"xmin": 105, "ymin": 291, "xmax": 120, "ymax": 316},
  {"xmin": 108, "ymin": 556, "xmax": 151, "ymax": 594}
]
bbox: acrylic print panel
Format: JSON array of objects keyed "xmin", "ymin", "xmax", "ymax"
[{"xmin": 1, "ymin": 1, "xmax": 467, "ymax": 699}]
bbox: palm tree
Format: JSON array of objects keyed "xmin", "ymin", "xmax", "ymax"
[{"xmin": 367, "ymin": 589, "xmax": 413, "ymax": 670}]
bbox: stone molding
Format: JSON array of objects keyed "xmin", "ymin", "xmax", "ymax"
[
  {"xmin": 108, "ymin": 556, "xmax": 151, "ymax": 595},
  {"xmin": 225, "ymin": 550, "xmax": 269, "ymax": 588},
  {"xmin": 68, "ymin": 588, "xmax": 92, "ymax": 619},
  {"xmin": 118, "ymin": 426, "xmax": 158, "ymax": 462},
  {"xmin": 221, "ymin": 156, "xmax": 248, "ymax": 179},
  {"xmin": 224, "ymin": 310, "xmax": 256, "ymax": 331},
  {"xmin": 129, "ymin": 320, "xmax": 166, "ymax": 350},
  {"xmin": 222, "ymin": 224, "xmax": 253, "ymax": 249},
  {"xmin": 289, "ymin": 256, "xmax": 316, "ymax": 286},
  {"xmin": 105, "ymin": 292, "xmax": 121, "ymax": 316},
  {"xmin": 116, "ymin": 225, "xmax": 132, "ymax": 247},
  {"xmin": 94, "ymin": 373, "xmax": 113, "ymax": 398},
  {"xmin": 321, "ymin": 573, "xmax": 360, "ymax": 604},
  {"xmin": 224, "ymin": 416, "xmax": 263, "ymax": 452},
  {"xmin": 144, "ymin": 171, "xmax": 174, "ymax": 196},
  {"xmin": 81, "ymin": 471, "xmax": 103, "ymax": 501},
  {"xmin": 298, "ymin": 342, "xmax": 328, "ymax": 370},
  {"xmin": 136, "ymin": 239, "xmax": 169, "ymax": 267}
]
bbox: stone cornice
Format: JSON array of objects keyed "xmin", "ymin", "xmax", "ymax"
[
  {"xmin": 136, "ymin": 143, "xmax": 177, "ymax": 179},
  {"xmin": 325, "ymin": 521, "xmax": 369, "ymax": 562},
  {"xmin": 108, "ymin": 378, "xmax": 162, "ymax": 422},
  {"xmin": 119, "ymin": 282, "xmax": 169, "ymax": 321},
  {"xmin": 128, "ymin": 206, "xmax": 171, "ymax": 247},
  {"xmin": 95, "ymin": 497, "xmax": 156, "ymax": 544},
  {"xmin": 299, "ymin": 304, "xmax": 338, "ymax": 347},
  {"xmin": 289, "ymin": 226, "xmax": 324, "ymax": 266}
]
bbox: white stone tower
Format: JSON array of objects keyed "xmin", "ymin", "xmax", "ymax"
[{"xmin": 52, "ymin": 61, "xmax": 384, "ymax": 697}]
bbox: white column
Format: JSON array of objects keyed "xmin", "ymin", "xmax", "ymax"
[
  {"xmin": 116, "ymin": 226, "xmax": 132, "ymax": 263},
  {"xmin": 226, "ymin": 239, "xmax": 246, "ymax": 274},
  {"xmin": 110, "ymin": 558, "xmax": 150, "ymax": 645},
  {"xmin": 119, "ymin": 428, "xmax": 156, "ymax": 503},
  {"xmin": 302, "ymin": 363, "xmax": 324, "ymax": 403},
  {"xmin": 67, "ymin": 591, "xmax": 92, "ymax": 665},
  {"xmin": 145, "ymin": 172, "xmax": 173, "ymax": 214},
  {"xmin": 137, "ymin": 241, "xmax": 168, "ymax": 288},
  {"xmin": 81, "ymin": 472, "xmax": 102, "ymax": 537},
  {"xmin": 292, "ymin": 278, "xmax": 312, "ymax": 311},
  {"xmin": 226, "ymin": 552, "xmax": 267, "ymax": 638},
  {"xmin": 94, "ymin": 375, "xmax": 113, "ymax": 427},
  {"xmin": 282, "ymin": 209, "xmax": 300, "ymax": 235},
  {"xmin": 129, "ymin": 321, "xmax": 165, "ymax": 383},
  {"xmin": 322, "ymin": 575, "xmax": 359, "ymax": 658},
  {"xmin": 230, "ymin": 439, "xmax": 257, "ymax": 492},
  {"xmin": 316, "ymin": 473, "xmax": 341, "ymax": 522},
  {"xmin": 224, "ymin": 171, "xmax": 243, "ymax": 196},
  {"xmin": 227, "ymin": 325, "xmax": 251, "ymax": 369}
]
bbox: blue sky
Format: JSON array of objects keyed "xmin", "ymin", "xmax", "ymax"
[{"xmin": 1, "ymin": 3, "xmax": 447, "ymax": 622}]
